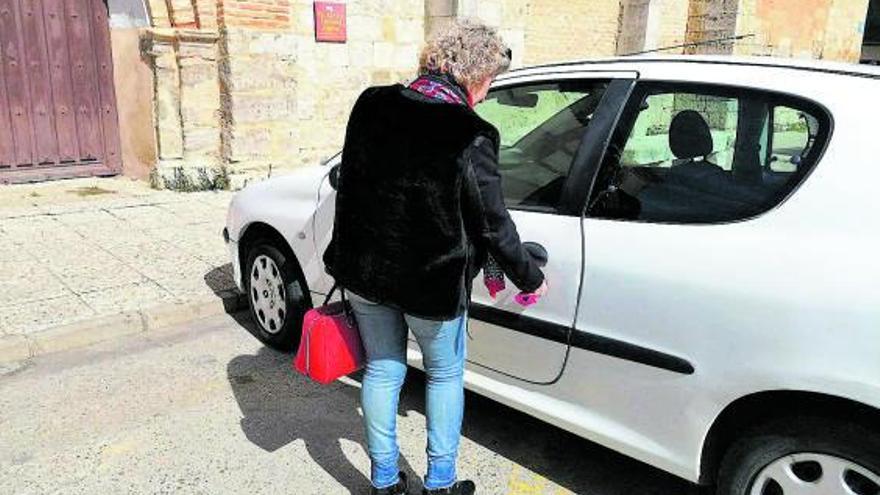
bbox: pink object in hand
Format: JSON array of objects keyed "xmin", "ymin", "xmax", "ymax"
[
  {"xmin": 515, "ymin": 293, "xmax": 540, "ymax": 307},
  {"xmin": 486, "ymin": 279, "xmax": 505, "ymax": 299}
]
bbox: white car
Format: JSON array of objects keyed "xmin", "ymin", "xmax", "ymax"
[{"xmin": 225, "ymin": 55, "xmax": 880, "ymax": 495}]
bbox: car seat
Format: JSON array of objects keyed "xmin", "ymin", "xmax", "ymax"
[
  {"xmin": 669, "ymin": 110, "xmax": 715, "ymax": 165},
  {"xmin": 636, "ymin": 110, "xmax": 752, "ymax": 221}
]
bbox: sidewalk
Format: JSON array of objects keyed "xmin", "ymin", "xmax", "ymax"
[{"xmin": 0, "ymin": 177, "xmax": 241, "ymax": 361}]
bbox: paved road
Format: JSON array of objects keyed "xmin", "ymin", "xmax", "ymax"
[{"xmin": 0, "ymin": 312, "xmax": 699, "ymax": 495}]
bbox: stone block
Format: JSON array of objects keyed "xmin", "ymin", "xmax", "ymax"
[
  {"xmin": 229, "ymin": 126, "xmax": 273, "ymax": 160},
  {"xmin": 0, "ymin": 294, "xmax": 95, "ymax": 336},
  {"xmin": 370, "ymin": 69, "xmax": 394, "ymax": 85},
  {"xmin": 230, "ymin": 93, "xmax": 297, "ymax": 125},
  {"xmin": 396, "ymin": 19, "xmax": 424, "ymax": 44},
  {"xmin": 426, "ymin": 0, "xmax": 457, "ymax": 17},
  {"xmin": 348, "ymin": 15, "xmax": 383, "ymax": 41},
  {"xmin": 29, "ymin": 311, "xmax": 143, "ymax": 356},
  {"xmin": 349, "ymin": 41, "xmax": 375, "ymax": 67},
  {"xmin": 179, "ymin": 61, "xmax": 218, "ymax": 86},
  {"xmin": 477, "ymin": 1, "xmax": 504, "ymax": 26},
  {"xmin": 142, "ymin": 297, "xmax": 234, "ymax": 332},
  {"xmin": 183, "ymin": 127, "xmax": 221, "ymax": 158},
  {"xmin": 373, "ymin": 41, "xmax": 395, "ymax": 67},
  {"xmin": 178, "ymin": 41, "xmax": 217, "ymax": 61},
  {"xmin": 425, "ymin": 15, "xmax": 455, "ymax": 39},
  {"xmin": 292, "ymin": 2, "xmax": 314, "ymax": 35},
  {"xmin": 394, "ymin": 43, "xmax": 419, "ymax": 70},
  {"xmin": 0, "ymin": 335, "xmax": 31, "ymax": 364},
  {"xmin": 317, "ymin": 42, "xmax": 350, "ymax": 67},
  {"xmin": 382, "ymin": 16, "xmax": 397, "ymax": 42},
  {"xmin": 247, "ymin": 33, "xmax": 299, "ymax": 58},
  {"xmin": 499, "ymin": 28, "xmax": 526, "ymax": 67},
  {"xmin": 227, "ymin": 56, "xmax": 297, "ymax": 92}
]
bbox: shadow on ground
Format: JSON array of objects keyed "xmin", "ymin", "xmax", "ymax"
[
  {"xmin": 225, "ymin": 314, "xmax": 418, "ymax": 493},
  {"xmin": 225, "ymin": 314, "xmax": 701, "ymax": 495},
  {"xmin": 203, "ymin": 264, "xmax": 248, "ymax": 313}
]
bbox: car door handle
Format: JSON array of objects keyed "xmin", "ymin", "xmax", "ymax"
[
  {"xmin": 329, "ymin": 165, "xmax": 340, "ymax": 190},
  {"xmin": 523, "ymin": 241, "xmax": 548, "ymax": 267}
]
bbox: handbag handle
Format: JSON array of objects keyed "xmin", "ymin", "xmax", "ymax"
[
  {"xmin": 322, "ymin": 283, "xmax": 339, "ymax": 306},
  {"xmin": 322, "ymin": 283, "xmax": 355, "ymax": 325}
]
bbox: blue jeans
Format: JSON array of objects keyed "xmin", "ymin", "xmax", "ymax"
[{"xmin": 348, "ymin": 292, "xmax": 467, "ymax": 490}]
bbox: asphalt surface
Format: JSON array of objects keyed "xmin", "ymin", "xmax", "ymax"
[{"xmin": 0, "ymin": 311, "xmax": 699, "ymax": 495}]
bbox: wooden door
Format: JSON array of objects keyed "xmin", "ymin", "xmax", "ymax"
[{"xmin": 0, "ymin": 0, "xmax": 122, "ymax": 183}]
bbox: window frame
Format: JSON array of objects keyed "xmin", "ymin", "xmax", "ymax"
[
  {"xmin": 479, "ymin": 74, "xmax": 638, "ymax": 217},
  {"xmin": 585, "ymin": 80, "xmax": 835, "ymax": 225}
]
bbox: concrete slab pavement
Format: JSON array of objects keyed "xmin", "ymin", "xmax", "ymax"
[{"xmin": 0, "ymin": 177, "xmax": 243, "ymax": 363}]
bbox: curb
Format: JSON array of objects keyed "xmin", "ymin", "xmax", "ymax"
[{"xmin": 0, "ymin": 293, "xmax": 248, "ymax": 366}]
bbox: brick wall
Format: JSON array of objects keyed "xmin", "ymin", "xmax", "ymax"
[{"xmin": 218, "ymin": 0, "xmax": 292, "ymax": 30}]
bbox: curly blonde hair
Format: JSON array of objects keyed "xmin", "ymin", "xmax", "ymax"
[{"xmin": 418, "ymin": 19, "xmax": 511, "ymax": 88}]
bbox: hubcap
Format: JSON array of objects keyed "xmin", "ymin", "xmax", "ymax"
[
  {"xmin": 750, "ymin": 453, "xmax": 880, "ymax": 495},
  {"xmin": 250, "ymin": 254, "xmax": 287, "ymax": 334}
]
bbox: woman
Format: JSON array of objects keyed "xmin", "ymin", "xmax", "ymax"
[{"xmin": 323, "ymin": 19, "xmax": 548, "ymax": 495}]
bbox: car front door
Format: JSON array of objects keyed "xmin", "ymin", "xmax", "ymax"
[{"xmin": 463, "ymin": 73, "xmax": 636, "ymax": 384}]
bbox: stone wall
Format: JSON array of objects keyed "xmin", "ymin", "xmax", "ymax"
[
  {"xmin": 132, "ymin": 0, "xmax": 873, "ymax": 190},
  {"xmin": 732, "ymin": 0, "xmax": 870, "ymax": 61},
  {"xmin": 522, "ymin": 0, "xmax": 622, "ymax": 64},
  {"xmin": 143, "ymin": 0, "xmax": 424, "ymax": 188},
  {"xmin": 107, "ymin": 1, "xmax": 156, "ymax": 180},
  {"xmin": 684, "ymin": 0, "xmax": 738, "ymax": 54},
  {"xmin": 618, "ymin": 0, "xmax": 652, "ymax": 55}
]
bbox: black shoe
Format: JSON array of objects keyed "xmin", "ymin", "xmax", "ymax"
[
  {"xmin": 371, "ymin": 472, "xmax": 408, "ymax": 495},
  {"xmin": 422, "ymin": 480, "xmax": 475, "ymax": 495}
]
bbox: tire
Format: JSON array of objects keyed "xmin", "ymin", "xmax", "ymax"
[
  {"xmin": 716, "ymin": 416, "xmax": 880, "ymax": 495},
  {"xmin": 244, "ymin": 242, "xmax": 311, "ymax": 351}
]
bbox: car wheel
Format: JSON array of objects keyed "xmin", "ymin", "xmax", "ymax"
[
  {"xmin": 716, "ymin": 417, "xmax": 880, "ymax": 495},
  {"xmin": 244, "ymin": 242, "xmax": 310, "ymax": 351}
]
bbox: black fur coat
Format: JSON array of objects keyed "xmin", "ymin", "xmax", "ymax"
[{"xmin": 324, "ymin": 84, "xmax": 544, "ymax": 320}]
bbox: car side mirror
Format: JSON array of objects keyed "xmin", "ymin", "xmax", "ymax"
[
  {"xmin": 523, "ymin": 241, "xmax": 548, "ymax": 267},
  {"xmin": 329, "ymin": 165, "xmax": 340, "ymax": 190}
]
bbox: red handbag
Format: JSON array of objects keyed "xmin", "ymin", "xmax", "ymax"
[{"xmin": 294, "ymin": 285, "xmax": 365, "ymax": 385}]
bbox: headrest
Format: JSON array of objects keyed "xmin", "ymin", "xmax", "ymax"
[{"xmin": 669, "ymin": 110, "xmax": 713, "ymax": 159}]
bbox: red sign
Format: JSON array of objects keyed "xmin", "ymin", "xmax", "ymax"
[{"xmin": 314, "ymin": 2, "xmax": 347, "ymax": 43}]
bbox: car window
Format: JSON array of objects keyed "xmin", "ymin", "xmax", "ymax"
[
  {"xmin": 768, "ymin": 106, "xmax": 817, "ymax": 173},
  {"xmin": 476, "ymin": 80, "xmax": 609, "ymax": 212},
  {"xmin": 619, "ymin": 93, "xmax": 742, "ymax": 171},
  {"xmin": 589, "ymin": 83, "xmax": 830, "ymax": 223}
]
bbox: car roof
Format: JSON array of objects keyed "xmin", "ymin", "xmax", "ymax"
[{"xmin": 501, "ymin": 54, "xmax": 880, "ymax": 80}]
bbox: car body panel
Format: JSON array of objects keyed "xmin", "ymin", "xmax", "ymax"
[
  {"xmin": 226, "ymin": 56, "xmax": 880, "ymax": 484},
  {"xmin": 226, "ymin": 164, "xmax": 338, "ymax": 294},
  {"xmin": 466, "ymin": 211, "xmax": 580, "ymax": 383}
]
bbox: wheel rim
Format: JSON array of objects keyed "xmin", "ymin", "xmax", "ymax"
[
  {"xmin": 750, "ymin": 452, "xmax": 880, "ymax": 495},
  {"xmin": 250, "ymin": 254, "xmax": 287, "ymax": 335}
]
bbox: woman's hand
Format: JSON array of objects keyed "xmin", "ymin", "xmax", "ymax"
[
  {"xmin": 514, "ymin": 280, "xmax": 548, "ymax": 306},
  {"xmin": 532, "ymin": 280, "xmax": 549, "ymax": 297}
]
